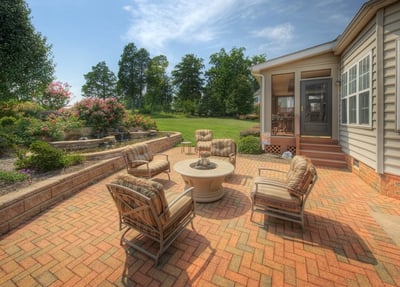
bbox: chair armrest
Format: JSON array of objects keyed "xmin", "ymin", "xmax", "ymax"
[
  {"xmin": 129, "ymin": 159, "xmax": 149, "ymax": 168},
  {"xmin": 164, "ymin": 187, "xmax": 195, "ymax": 213},
  {"xmin": 154, "ymin": 153, "xmax": 169, "ymax": 161}
]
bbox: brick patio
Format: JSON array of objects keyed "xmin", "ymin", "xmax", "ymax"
[{"xmin": 1, "ymin": 147, "xmax": 399, "ymax": 286}]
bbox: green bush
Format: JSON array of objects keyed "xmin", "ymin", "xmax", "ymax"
[
  {"xmin": 62, "ymin": 154, "xmax": 85, "ymax": 167},
  {"xmin": 15, "ymin": 141, "xmax": 65, "ymax": 172},
  {"xmin": 239, "ymin": 127, "xmax": 260, "ymax": 137},
  {"xmin": 0, "ymin": 170, "xmax": 29, "ymax": 183},
  {"xmin": 15, "ymin": 141, "xmax": 85, "ymax": 173},
  {"xmin": 238, "ymin": 136, "xmax": 262, "ymax": 154},
  {"xmin": 0, "ymin": 132, "xmax": 15, "ymax": 155}
]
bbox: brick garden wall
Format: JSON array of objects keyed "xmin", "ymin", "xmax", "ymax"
[{"xmin": 0, "ymin": 132, "xmax": 182, "ymax": 235}]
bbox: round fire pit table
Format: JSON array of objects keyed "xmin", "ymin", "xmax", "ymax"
[{"xmin": 173, "ymin": 158, "xmax": 234, "ymax": 203}]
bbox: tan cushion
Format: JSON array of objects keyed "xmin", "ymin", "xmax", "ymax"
[
  {"xmin": 163, "ymin": 190, "xmax": 194, "ymax": 237},
  {"xmin": 211, "ymin": 139, "xmax": 235, "ymax": 157},
  {"xmin": 251, "ymin": 181, "xmax": 301, "ymax": 212},
  {"xmin": 125, "ymin": 143, "xmax": 153, "ymax": 167},
  {"xmin": 196, "ymin": 141, "xmax": 211, "ymax": 151},
  {"xmin": 286, "ymin": 156, "xmax": 316, "ymax": 197},
  {"xmin": 127, "ymin": 160, "xmax": 170, "ymax": 177},
  {"xmin": 112, "ymin": 174, "xmax": 169, "ymax": 225},
  {"xmin": 195, "ymin": 130, "xmax": 213, "ymax": 141}
]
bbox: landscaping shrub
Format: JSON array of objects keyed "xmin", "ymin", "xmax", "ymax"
[
  {"xmin": 73, "ymin": 97, "xmax": 125, "ymax": 137},
  {"xmin": 122, "ymin": 111, "xmax": 157, "ymax": 131},
  {"xmin": 0, "ymin": 170, "xmax": 30, "ymax": 184},
  {"xmin": 0, "ymin": 132, "xmax": 15, "ymax": 155},
  {"xmin": 238, "ymin": 136, "xmax": 262, "ymax": 154},
  {"xmin": 239, "ymin": 127, "xmax": 260, "ymax": 137},
  {"xmin": 14, "ymin": 141, "xmax": 83, "ymax": 173}
]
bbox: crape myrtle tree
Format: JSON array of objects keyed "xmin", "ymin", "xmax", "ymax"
[
  {"xmin": 172, "ymin": 54, "xmax": 204, "ymax": 115},
  {"xmin": 117, "ymin": 43, "xmax": 150, "ymax": 111},
  {"xmin": 81, "ymin": 61, "xmax": 117, "ymax": 99},
  {"xmin": 144, "ymin": 55, "xmax": 172, "ymax": 113},
  {"xmin": 0, "ymin": 0, "xmax": 55, "ymax": 102},
  {"xmin": 203, "ymin": 47, "xmax": 266, "ymax": 117}
]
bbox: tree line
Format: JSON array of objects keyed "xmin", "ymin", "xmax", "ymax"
[{"xmin": 0, "ymin": 0, "xmax": 266, "ymax": 117}]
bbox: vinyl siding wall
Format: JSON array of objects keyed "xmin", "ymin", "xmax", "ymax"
[
  {"xmin": 339, "ymin": 17, "xmax": 378, "ymax": 169},
  {"xmin": 382, "ymin": 2, "xmax": 400, "ymax": 176}
]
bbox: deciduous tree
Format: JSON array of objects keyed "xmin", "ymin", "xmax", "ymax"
[
  {"xmin": 117, "ymin": 43, "xmax": 150, "ymax": 110},
  {"xmin": 82, "ymin": 61, "xmax": 117, "ymax": 99},
  {"xmin": 0, "ymin": 0, "xmax": 54, "ymax": 101},
  {"xmin": 172, "ymin": 54, "xmax": 204, "ymax": 115},
  {"xmin": 204, "ymin": 47, "xmax": 265, "ymax": 116},
  {"xmin": 145, "ymin": 55, "xmax": 172, "ymax": 112}
]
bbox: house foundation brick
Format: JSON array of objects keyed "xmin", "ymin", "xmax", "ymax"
[{"xmin": 345, "ymin": 155, "xmax": 400, "ymax": 200}]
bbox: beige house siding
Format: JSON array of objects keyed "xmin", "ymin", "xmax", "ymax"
[
  {"xmin": 383, "ymin": 2, "xmax": 400, "ymax": 175},
  {"xmin": 339, "ymin": 15, "xmax": 378, "ymax": 169},
  {"xmin": 251, "ymin": 0, "xmax": 400, "ymax": 198},
  {"xmin": 260, "ymin": 53, "xmax": 339, "ymax": 139}
]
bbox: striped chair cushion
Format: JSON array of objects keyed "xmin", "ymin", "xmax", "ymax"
[
  {"xmin": 195, "ymin": 130, "xmax": 213, "ymax": 141},
  {"xmin": 211, "ymin": 139, "xmax": 235, "ymax": 157},
  {"xmin": 125, "ymin": 143, "xmax": 153, "ymax": 167},
  {"xmin": 113, "ymin": 175, "xmax": 169, "ymax": 226},
  {"xmin": 251, "ymin": 179, "xmax": 301, "ymax": 212},
  {"xmin": 127, "ymin": 160, "xmax": 170, "ymax": 177},
  {"xmin": 286, "ymin": 156, "xmax": 315, "ymax": 197}
]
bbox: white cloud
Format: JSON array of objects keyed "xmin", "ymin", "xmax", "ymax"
[
  {"xmin": 252, "ymin": 23, "xmax": 294, "ymax": 42},
  {"xmin": 123, "ymin": 0, "xmax": 239, "ymax": 49}
]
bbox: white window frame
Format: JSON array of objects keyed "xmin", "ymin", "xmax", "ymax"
[
  {"xmin": 341, "ymin": 52, "xmax": 372, "ymax": 127},
  {"xmin": 397, "ymin": 38, "xmax": 400, "ymax": 130}
]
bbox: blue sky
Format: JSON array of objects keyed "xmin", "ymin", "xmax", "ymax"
[{"xmin": 26, "ymin": 0, "xmax": 366, "ymax": 104}]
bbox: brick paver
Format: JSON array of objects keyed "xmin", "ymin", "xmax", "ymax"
[{"xmin": 1, "ymin": 147, "xmax": 399, "ymax": 286}]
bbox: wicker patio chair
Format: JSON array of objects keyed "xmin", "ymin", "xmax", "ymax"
[
  {"xmin": 195, "ymin": 129, "xmax": 213, "ymax": 153},
  {"xmin": 122, "ymin": 143, "xmax": 170, "ymax": 181},
  {"xmin": 107, "ymin": 175, "xmax": 196, "ymax": 265},
  {"xmin": 250, "ymin": 155, "xmax": 317, "ymax": 229}
]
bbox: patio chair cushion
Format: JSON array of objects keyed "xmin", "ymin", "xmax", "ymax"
[
  {"xmin": 195, "ymin": 129, "xmax": 213, "ymax": 141},
  {"xmin": 211, "ymin": 139, "xmax": 235, "ymax": 157},
  {"xmin": 125, "ymin": 144, "xmax": 153, "ymax": 168},
  {"xmin": 113, "ymin": 174, "xmax": 169, "ymax": 225},
  {"xmin": 286, "ymin": 156, "xmax": 316, "ymax": 197},
  {"xmin": 128, "ymin": 160, "xmax": 170, "ymax": 178},
  {"xmin": 251, "ymin": 178, "xmax": 301, "ymax": 212}
]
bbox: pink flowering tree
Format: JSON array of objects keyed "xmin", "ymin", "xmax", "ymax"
[
  {"xmin": 40, "ymin": 81, "xmax": 72, "ymax": 110},
  {"xmin": 72, "ymin": 97, "xmax": 125, "ymax": 137}
]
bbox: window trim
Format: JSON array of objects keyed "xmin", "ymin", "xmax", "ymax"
[
  {"xmin": 341, "ymin": 52, "xmax": 372, "ymax": 127},
  {"xmin": 397, "ymin": 38, "xmax": 400, "ymax": 130}
]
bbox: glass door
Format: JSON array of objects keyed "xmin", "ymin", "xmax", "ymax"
[{"xmin": 300, "ymin": 79, "xmax": 332, "ymax": 136}]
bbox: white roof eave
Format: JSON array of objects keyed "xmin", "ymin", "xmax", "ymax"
[{"xmin": 251, "ymin": 40, "xmax": 336, "ymax": 73}]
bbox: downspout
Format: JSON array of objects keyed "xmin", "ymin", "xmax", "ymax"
[
  {"xmin": 252, "ymin": 73, "xmax": 266, "ymax": 147},
  {"xmin": 376, "ymin": 9, "xmax": 384, "ymax": 174}
]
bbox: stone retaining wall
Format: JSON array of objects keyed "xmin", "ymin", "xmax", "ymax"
[{"xmin": 0, "ymin": 132, "xmax": 182, "ymax": 235}]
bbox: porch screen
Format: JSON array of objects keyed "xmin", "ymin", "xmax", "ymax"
[{"xmin": 271, "ymin": 73, "xmax": 294, "ymax": 136}]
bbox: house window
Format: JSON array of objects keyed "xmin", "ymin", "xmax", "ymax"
[
  {"xmin": 341, "ymin": 53, "xmax": 371, "ymax": 126},
  {"xmin": 271, "ymin": 73, "xmax": 295, "ymax": 136},
  {"xmin": 397, "ymin": 38, "xmax": 400, "ymax": 130}
]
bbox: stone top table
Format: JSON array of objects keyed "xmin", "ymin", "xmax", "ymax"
[{"xmin": 173, "ymin": 158, "xmax": 234, "ymax": 203}]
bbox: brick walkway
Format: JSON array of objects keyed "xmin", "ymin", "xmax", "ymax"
[{"xmin": 1, "ymin": 147, "xmax": 399, "ymax": 286}]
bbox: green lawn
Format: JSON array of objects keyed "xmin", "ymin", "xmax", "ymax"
[{"xmin": 154, "ymin": 116, "xmax": 259, "ymax": 144}]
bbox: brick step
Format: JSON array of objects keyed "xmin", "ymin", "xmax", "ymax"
[
  {"xmin": 307, "ymin": 157, "xmax": 348, "ymax": 169},
  {"xmin": 300, "ymin": 149, "xmax": 346, "ymax": 160},
  {"xmin": 300, "ymin": 137, "xmax": 338, "ymax": 145},
  {"xmin": 300, "ymin": 143, "xmax": 343, "ymax": 153}
]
